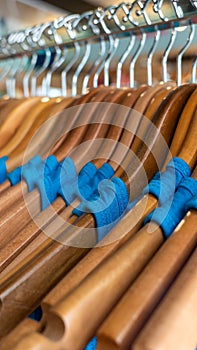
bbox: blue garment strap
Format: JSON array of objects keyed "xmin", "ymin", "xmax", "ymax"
[
  {"xmin": 73, "ymin": 177, "xmax": 129, "ymax": 241},
  {"xmin": 7, "ymin": 155, "xmax": 58, "ymax": 188},
  {"xmin": 74, "ymin": 163, "xmax": 115, "ymax": 217},
  {"xmin": 85, "ymin": 338, "xmax": 97, "ymax": 350},
  {"xmin": 21, "ymin": 155, "xmax": 59, "ymax": 210},
  {"xmin": 185, "ymin": 196, "xmax": 197, "ymax": 211},
  {"xmin": 77, "ymin": 162, "xmax": 98, "ymax": 201},
  {"xmin": 7, "ymin": 166, "xmax": 22, "ymax": 186},
  {"xmin": 0, "ymin": 156, "xmax": 8, "ymax": 184},
  {"xmin": 22, "ymin": 155, "xmax": 43, "ymax": 191},
  {"xmin": 144, "ymin": 177, "xmax": 197, "ymax": 239},
  {"xmin": 143, "ymin": 157, "xmax": 191, "ymax": 205},
  {"xmin": 57, "ymin": 158, "xmax": 78, "ymax": 206}
]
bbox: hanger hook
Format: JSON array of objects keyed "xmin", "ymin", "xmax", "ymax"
[
  {"xmin": 72, "ymin": 41, "xmax": 91, "ymax": 97},
  {"xmin": 191, "ymin": 56, "xmax": 197, "ymax": 83},
  {"xmin": 130, "ymin": 30, "xmax": 146, "ymax": 88},
  {"xmin": 6, "ymin": 55, "xmax": 28, "ymax": 98},
  {"xmin": 31, "ymin": 48, "xmax": 52, "ymax": 97},
  {"xmin": 162, "ymin": 26, "xmax": 177, "ymax": 82},
  {"xmin": 176, "ymin": 21, "xmax": 195, "ymax": 86},
  {"xmin": 116, "ymin": 32, "xmax": 135, "ymax": 88},
  {"xmin": 82, "ymin": 36, "xmax": 107, "ymax": 95},
  {"xmin": 92, "ymin": 36, "xmax": 112, "ymax": 88},
  {"xmin": 104, "ymin": 34, "xmax": 119, "ymax": 87},
  {"xmin": 42, "ymin": 46, "xmax": 65, "ymax": 96},
  {"xmin": 61, "ymin": 42, "xmax": 81, "ymax": 97},
  {"xmin": 147, "ymin": 25, "xmax": 160, "ymax": 86},
  {"xmin": 23, "ymin": 52, "xmax": 38, "ymax": 97}
]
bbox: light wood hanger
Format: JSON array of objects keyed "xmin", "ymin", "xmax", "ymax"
[
  {"xmin": 133, "ymin": 245, "xmax": 197, "ymax": 350},
  {"xmin": 0, "ymin": 97, "xmax": 41, "ymax": 149}
]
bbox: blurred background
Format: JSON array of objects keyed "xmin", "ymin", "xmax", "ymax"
[{"xmin": 0, "ymin": 0, "xmax": 196, "ymax": 96}]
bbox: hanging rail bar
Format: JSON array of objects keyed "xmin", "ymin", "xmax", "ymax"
[{"xmin": 0, "ymin": 0, "xmax": 197, "ymax": 59}]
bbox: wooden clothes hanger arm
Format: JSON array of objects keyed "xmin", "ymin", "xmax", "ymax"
[
  {"xmin": 133, "ymin": 246, "xmax": 197, "ymax": 350},
  {"xmin": 6, "ymin": 97, "xmax": 76, "ymax": 171},
  {"xmin": 0, "ymin": 97, "xmax": 41, "ymax": 149},
  {"xmin": 0, "ymin": 318, "xmax": 40, "ymax": 350},
  {"xmin": 0, "ymin": 98, "xmax": 57, "ymax": 157}
]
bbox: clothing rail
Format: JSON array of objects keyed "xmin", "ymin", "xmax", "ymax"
[{"xmin": 0, "ymin": 0, "xmax": 197, "ymax": 59}]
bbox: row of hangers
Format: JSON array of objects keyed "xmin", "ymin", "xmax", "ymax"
[
  {"xmin": 0, "ymin": 1, "xmax": 196, "ymax": 349},
  {"xmin": 0, "ymin": 82, "xmax": 196, "ymax": 349}
]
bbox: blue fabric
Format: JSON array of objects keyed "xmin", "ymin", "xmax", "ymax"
[
  {"xmin": 21, "ymin": 155, "xmax": 59, "ymax": 209},
  {"xmin": 73, "ymin": 177, "xmax": 129, "ymax": 241},
  {"xmin": 29, "ymin": 306, "xmax": 42, "ymax": 322},
  {"xmin": 145, "ymin": 177, "xmax": 197, "ymax": 239},
  {"xmin": 7, "ymin": 166, "xmax": 22, "ymax": 186},
  {"xmin": 22, "ymin": 155, "xmax": 43, "ymax": 191},
  {"xmin": 74, "ymin": 163, "xmax": 115, "ymax": 217},
  {"xmin": 57, "ymin": 158, "xmax": 78, "ymax": 206},
  {"xmin": 0, "ymin": 156, "xmax": 8, "ymax": 184},
  {"xmin": 185, "ymin": 196, "xmax": 197, "ymax": 211},
  {"xmin": 143, "ymin": 157, "xmax": 191, "ymax": 205},
  {"xmin": 33, "ymin": 156, "xmax": 59, "ymax": 210},
  {"xmin": 85, "ymin": 338, "xmax": 97, "ymax": 350},
  {"xmin": 77, "ymin": 162, "xmax": 98, "ymax": 201}
]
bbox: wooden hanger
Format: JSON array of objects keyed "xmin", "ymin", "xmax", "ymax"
[
  {"xmin": 133, "ymin": 246, "xmax": 197, "ymax": 350},
  {"xmin": 0, "ymin": 84, "xmax": 194, "ymax": 340},
  {"xmin": 0, "ymin": 97, "xmax": 41, "ymax": 149},
  {"xmin": 0, "ymin": 98, "xmax": 57, "ymax": 158}
]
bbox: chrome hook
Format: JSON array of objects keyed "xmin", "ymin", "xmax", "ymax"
[
  {"xmin": 116, "ymin": 33, "xmax": 135, "ymax": 88},
  {"xmin": 42, "ymin": 46, "xmax": 65, "ymax": 96},
  {"xmin": 23, "ymin": 52, "xmax": 38, "ymax": 97},
  {"xmin": 191, "ymin": 56, "xmax": 197, "ymax": 83},
  {"xmin": 104, "ymin": 34, "xmax": 119, "ymax": 86},
  {"xmin": 130, "ymin": 30, "xmax": 146, "ymax": 88},
  {"xmin": 82, "ymin": 36, "xmax": 106, "ymax": 95},
  {"xmin": 176, "ymin": 22, "xmax": 195, "ymax": 86},
  {"xmin": 162, "ymin": 26, "xmax": 177, "ymax": 82},
  {"xmin": 31, "ymin": 48, "xmax": 52, "ymax": 96},
  {"xmin": 72, "ymin": 41, "xmax": 91, "ymax": 97},
  {"xmin": 147, "ymin": 26, "xmax": 160, "ymax": 85},
  {"xmin": 6, "ymin": 55, "xmax": 28, "ymax": 98},
  {"xmin": 61, "ymin": 42, "xmax": 80, "ymax": 97},
  {"xmin": 93, "ymin": 36, "xmax": 112, "ymax": 88}
]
